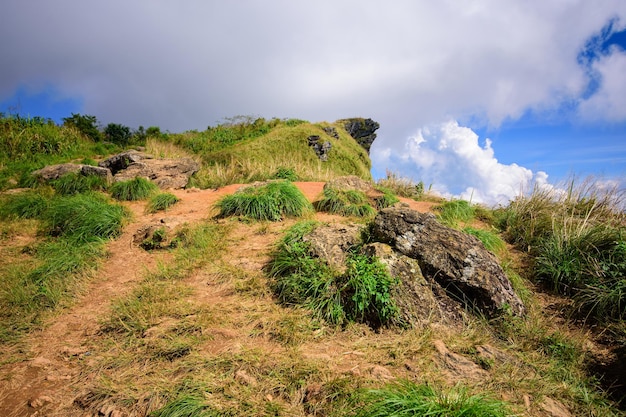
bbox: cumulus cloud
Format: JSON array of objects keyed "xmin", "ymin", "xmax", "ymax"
[
  {"xmin": 578, "ymin": 47, "xmax": 626, "ymax": 121},
  {"xmin": 373, "ymin": 120, "xmax": 546, "ymax": 206}
]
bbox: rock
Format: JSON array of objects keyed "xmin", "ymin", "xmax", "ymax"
[
  {"xmin": 539, "ymin": 397, "xmax": 573, "ymax": 417},
  {"xmin": 302, "ymin": 223, "xmax": 363, "ymax": 273},
  {"xmin": 341, "ymin": 118, "xmax": 380, "ymax": 154},
  {"xmin": 308, "ymin": 135, "xmax": 332, "ymax": 161},
  {"xmin": 133, "ymin": 223, "xmax": 176, "ymax": 250},
  {"xmin": 362, "ymin": 243, "xmax": 463, "ymax": 326},
  {"xmin": 29, "ymin": 394, "xmax": 53, "ymax": 408},
  {"xmin": 433, "ymin": 339, "xmax": 488, "ymax": 381},
  {"xmin": 80, "ymin": 165, "xmax": 113, "ymax": 183},
  {"xmin": 371, "ymin": 207, "xmax": 525, "ymax": 317},
  {"xmin": 111, "ymin": 157, "xmax": 200, "ymax": 189},
  {"xmin": 98, "ymin": 150, "xmax": 151, "ymax": 174},
  {"xmin": 32, "ymin": 163, "xmax": 83, "ymax": 180},
  {"xmin": 370, "ymin": 365, "xmax": 394, "ymax": 380},
  {"xmin": 324, "ymin": 175, "xmax": 373, "ymax": 193},
  {"xmin": 322, "ymin": 126, "xmax": 339, "ymax": 139}
]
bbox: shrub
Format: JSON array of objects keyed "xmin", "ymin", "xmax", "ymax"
[
  {"xmin": 43, "ymin": 193, "xmax": 129, "ymax": 242},
  {"xmin": 315, "ymin": 187, "xmax": 376, "ymax": 218},
  {"xmin": 216, "ymin": 181, "xmax": 312, "ymax": 221},
  {"xmin": 104, "ymin": 123, "xmax": 132, "ymax": 146},
  {"xmin": 110, "ymin": 177, "xmax": 158, "ymax": 201},
  {"xmin": 62, "ymin": 113, "xmax": 102, "ymax": 142},
  {"xmin": 356, "ymin": 381, "xmax": 511, "ymax": 417},
  {"xmin": 51, "ymin": 172, "xmax": 108, "ymax": 195},
  {"xmin": 147, "ymin": 192, "xmax": 180, "ymax": 213},
  {"xmin": 270, "ymin": 222, "xmax": 398, "ymax": 328}
]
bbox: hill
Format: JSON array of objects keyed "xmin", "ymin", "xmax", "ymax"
[{"xmin": 0, "ymin": 114, "xmax": 625, "ymax": 416}]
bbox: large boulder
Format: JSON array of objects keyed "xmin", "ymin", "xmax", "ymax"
[
  {"xmin": 302, "ymin": 223, "xmax": 363, "ymax": 274},
  {"xmin": 371, "ymin": 207, "xmax": 525, "ymax": 316},
  {"xmin": 100, "ymin": 151, "xmax": 200, "ymax": 189},
  {"xmin": 32, "ymin": 163, "xmax": 112, "ymax": 183}
]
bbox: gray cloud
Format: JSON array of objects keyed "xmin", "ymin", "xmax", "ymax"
[{"xmin": 2, "ymin": 1, "xmax": 625, "ymax": 199}]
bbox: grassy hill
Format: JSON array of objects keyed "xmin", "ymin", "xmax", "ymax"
[{"xmin": 0, "ymin": 113, "xmax": 625, "ymax": 416}]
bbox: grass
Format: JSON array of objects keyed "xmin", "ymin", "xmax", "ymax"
[
  {"xmin": 216, "ymin": 180, "xmax": 312, "ymax": 221},
  {"xmin": 463, "ymin": 226, "xmax": 506, "ymax": 254},
  {"xmin": 147, "ymin": 192, "xmax": 181, "ymax": 213},
  {"xmin": 376, "ymin": 170, "xmax": 425, "ymax": 200},
  {"xmin": 150, "ymin": 396, "xmax": 220, "ymax": 417},
  {"xmin": 269, "ymin": 221, "xmax": 398, "ymax": 328},
  {"xmin": 436, "ymin": 199, "xmax": 475, "ymax": 228},
  {"xmin": 110, "ymin": 177, "xmax": 158, "ymax": 201},
  {"xmin": 356, "ymin": 381, "xmax": 512, "ymax": 417},
  {"xmin": 315, "ymin": 187, "xmax": 377, "ymax": 218},
  {"xmin": 50, "ymin": 172, "xmax": 109, "ymax": 195},
  {"xmin": 0, "ymin": 191, "xmax": 129, "ymax": 343}
]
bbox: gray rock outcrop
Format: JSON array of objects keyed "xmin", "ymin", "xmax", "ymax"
[
  {"xmin": 341, "ymin": 118, "xmax": 380, "ymax": 154},
  {"xmin": 32, "ymin": 163, "xmax": 113, "ymax": 184},
  {"xmin": 371, "ymin": 207, "xmax": 525, "ymax": 316}
]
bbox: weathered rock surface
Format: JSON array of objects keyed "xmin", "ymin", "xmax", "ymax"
[
  {"xmin": 32, "ymin": 163, "xmax": 112, "ymax": 183},
  {"xmin": 371, "ymin": 207, "xmax": 525, "ymax": 316},
  {"xmin": 99, "ymin": 150, "xmax": 200, "ymax": 189},
  {"xmin": 362, "ymin": 243, "xmax": 463, "ymax": 326},
  {"xmin": 341, "ymin": 118, "xmax": 380, "ymax": 154},
  {"xmin": 302, "ymin": 223, "xmax": 363, "ymax": 273},
  {"xmin": 307, "ymin": 135, "xmax": 332, "ymax": 161}
]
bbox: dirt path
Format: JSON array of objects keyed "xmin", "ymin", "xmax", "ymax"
[{"xmin": 0, "ymin": 182, "xmax": 434, "ymax": 416}]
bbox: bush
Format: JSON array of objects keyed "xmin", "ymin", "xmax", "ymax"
[
  {"xmin": 357, "ymin": 381, "xmax": 511, "ymax": 417},
  {"xmin": 110, "ymin": 177, "xmax": 158, "ymax": 201},
  {"xmin": 104, "ymin": 123, "xmax": 132, "ymax": 146},
  {"xmin": 270, "ymin": 222, "xmax": 398, "ymax": 328},
  {"xmin": 216, "ymin": 181, "xmax": 312, "ymax": 221},
  {"xmin": 147, "ymin": 192, "xmax": 180, "ymax": 213},
  {"xmin": 315, "ymin": 187, "xmax": 376, "ymax": 218}
]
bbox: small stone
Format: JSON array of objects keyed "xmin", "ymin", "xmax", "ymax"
[
  {"xmin": 371, "ymin": 365, "xmax": 394, "ymax": 380},
  {"xmin": 234, "ymin": 369, "xmax": 257, "ymax": 386},
  {"xmin": 540, "ymin": 397, "xmax": 573, "ymax": 417},
  {"xmin": 29, "ymin": 394, "xmax": 53, "ymax": 408}
]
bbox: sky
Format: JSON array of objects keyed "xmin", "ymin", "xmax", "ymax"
[{"xmin": 1, "ymin": 1, "xmax": 625, "ymax": 205}]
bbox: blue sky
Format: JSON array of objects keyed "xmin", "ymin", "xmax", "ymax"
[{"xmin": 1, "ymin": 1, "xmax": 625, "ymax": 205}]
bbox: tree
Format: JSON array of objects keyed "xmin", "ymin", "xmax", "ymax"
[
  {"xmin": 62, "ymin": 113, "xmax": 102, "ymax": 141},
  {"xmin": 104, "ymin": 123, "xmax": 132, "ymax": 146}
]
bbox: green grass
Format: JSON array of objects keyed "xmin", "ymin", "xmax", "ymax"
[
  {"xmin": 315, "ymin": 187, "xmax": 376, "ymax": 218},
  {"xmin": 376, "ymin": 170, "xmax": 424, "ymax": 200},
  {"xmin": 269, "ymin": 221, "xmax": 398, "ymax": 328},
  {"xmin": 0, "ymin": 189, "xmax": 51, "ymax": 219},
  {"xmin": 435, "ymin": 199, "xmax": 475, "ymax": 227},
  {"xmin": 110, "ymin": 177, "xmax": 158, "ymax": 201},
  {"xmin": 356, "ymin": 381, "xmax": 512, "ymax": 417},
  {"xmin": 147, "ymin": 192, "xmax": 181, "ymax": 213},
  {"xmin": 43, "ymin": 193, "xmax": 129, "ymax": 242},
  {"xmin": 150, "ymin": 396, "xmax": 220, "ymax": 417},
  {"xmin": 373, "ymin": 186, "xmax": 400, "ymax": 209},
  {"xmin": 216, "ymin": 180, "xmax": 312, "ymax": 221},
  {"xmin": 50, "ymin": 172, "xmax": 109, "ymax": 195},
  {"xmin": 463, "ymin": 227, "xmax": 506, "ymax": 254}
]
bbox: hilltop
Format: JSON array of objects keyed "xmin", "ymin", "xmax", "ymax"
[{"xmin": 0, "ymin": 114, "xmax": 625, "ymax": 416}]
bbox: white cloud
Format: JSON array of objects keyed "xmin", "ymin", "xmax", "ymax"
[
  {"xmin": 578, "ymin": 47, "xmax": 626, "ymax": 122},
  {"xmin": 373, "ymin": 120, "xmax": 545, "ymax": 206}
]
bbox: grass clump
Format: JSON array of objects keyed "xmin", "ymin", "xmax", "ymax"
[
  {"xmin": 463, "ymin": 227, "xmax": 506, "ymax": 254},
  {"xmin": 43, "ymin": 193, "xmax": 129, "ymax": 242},
  {"xmin": 50, "ymin": 172, "xmax": 109, "ymax": 195},
  {"xmin": 0, "ymin": 189, "xmax": 51, "ymax": 219},
  {"xmin": 271, "ymin": 166, "xmax": 299, "ymax": 181},
  {"xmin": 376, "ymin": 170, "xmax": 425, "ymax": 200},
  {"xmin": 356, "ymin": 381, "xmax": 512, "ymax": 417},
  {"xmin": 270, "ymin": 221, "xmax": 398, "ymax": 328},
  {"xmin": 110, "ymin": 177, "xmax": 158, "ymax": 201},
  {"xmin": 315, "ymin": 187, "xmax": 376, "ymax": 218},
  {"xmin": 216, "ymin": 180, "xmax": 312, "ymax": 221},
  {"xmin": 373, "ymin": 186, "xmax": 400, "ymax": 209},
  {"xmin": 147, "ymin": 192, "xmax": 181, "ymax": 213},
  {"xmin": 150, "ymin": 395, "xmax": 221, "ymax": 417},
  {"xmin": 436, "ymin": 199, "xmax": 475, "ymax": 228}
]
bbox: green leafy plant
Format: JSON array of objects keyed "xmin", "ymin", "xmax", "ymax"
[
  {"xmin": 315, "ymin": 187, "xmax": 376, "ymax": 218},
  {"xmin": 356, "ymin": 381, "xmax": 512, "ymax": 417},
  {"xmin": 216, "ymin": 180, "xmax": 312, "ymax": 221},
  {"xmin": 147, "ymin": 192, "xmax": 180, "ymax": 213},
  {"xmin": 110, "ymin": 177, "xmax": 158, "ymax": 201}
]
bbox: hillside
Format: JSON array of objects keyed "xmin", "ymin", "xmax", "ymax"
[{"xmin": 0, "ymin": 114, "xmax": 625, "ymax": 416}]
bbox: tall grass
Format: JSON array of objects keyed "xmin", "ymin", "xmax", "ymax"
[
  {"xmin": 436, "ymin": 199, "xmax": 475, "ymax": 228},
  {"xmin": 216, "ymin": 181, "xmax": 312, "ymax": 221},
  {"xmin": 499, "ymin": 177, "xmax": 626, "ymax": 319},
  {"xmin": 146, "ymin": 192, "xmax": 180, "ymax": 213},
  {"xmin": 51, "ymin": 172, "xmax": 109, "ymax": 195},
  {"xmin": 376, "ymin": 170, "xmax": 425, "ymax": 200}
]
